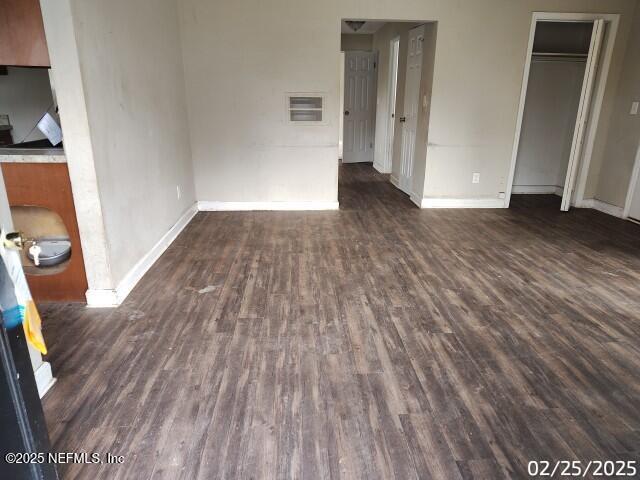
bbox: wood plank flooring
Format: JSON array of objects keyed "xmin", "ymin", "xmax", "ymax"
[{"xmin": 40, "ymin": 163, "xmax": 640, "ymax": 479}]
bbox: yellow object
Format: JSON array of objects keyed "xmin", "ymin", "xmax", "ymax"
[{"xmin": 23, "ymin": 300, "xmax": 47, "ymax": 354}]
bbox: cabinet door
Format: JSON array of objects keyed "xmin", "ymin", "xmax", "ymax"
[{"xmin": 0, "ymin": 0, "xmax": 50, "ymax": 67}]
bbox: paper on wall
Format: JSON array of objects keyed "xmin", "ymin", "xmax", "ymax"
[{"xmin": 37, "ymin": 112, "xmax": 63, "ymax": 146}]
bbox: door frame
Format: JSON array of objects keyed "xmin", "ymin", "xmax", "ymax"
[
  {"xmin": 1, "ymin": 322, "xmax": 58, "ymax": 479},
  {"xmin": 622, "ymin": 138, "xmax": 640, "ymax": 219},
  {"xmin": 338, "ymin": 51, "xmax": 345, "ymax": 159},
  {"xmin": 383, "ymin": 36, "xmax": 401, "ymax": 172},
  {"xmin": 504, "ymin": 12, "xmax": 620, "ymax": 209}
]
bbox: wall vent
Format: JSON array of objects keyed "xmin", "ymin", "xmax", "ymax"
[{"xmin": 286, "ymin": 94, "xmax": 325, "ymax": 124}]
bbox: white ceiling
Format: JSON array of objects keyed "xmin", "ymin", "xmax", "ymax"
[{"xmin": 341, "ymin": 20, "xmax": 387, "ymax": 35}]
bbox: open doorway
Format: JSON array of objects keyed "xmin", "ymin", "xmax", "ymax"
[
  {"xmin": 506, "ymin": 13, "xmax": 619, "ymax": 211},
  {"xmin": 338, "ymin": 19, "xmax": 437, "ymax": 208}
]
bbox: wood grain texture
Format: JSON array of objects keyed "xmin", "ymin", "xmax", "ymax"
[
  {"xmin": 0, "ymin": 0, "xmax": 50, "ymax": 67},
  {"xmin": 2, "ymin": 163, "xmax": 88, "ymax": 301},
  {"xmin": 40, "ymin": 164, "xmax": 640, "ymax": 479}
]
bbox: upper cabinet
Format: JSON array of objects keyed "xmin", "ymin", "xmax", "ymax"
[{"xmin": 0, "ymin": 0, "xmax": 50, "ymax": 67}]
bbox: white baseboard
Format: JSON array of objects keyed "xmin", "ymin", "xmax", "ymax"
[
  {"xmin": 419, "ymin": 197, "xmax": 506, "ymax": 209},
  {"xmin": 85, "ymin": 289, "xmax": 118, "ymax": 307},
  {"xmin": 86, "ymin": 203, "xmax": 198, "ymax": 307},
  {"xmin": 578, "ymin": 198, "xmax": 624, "ymax": 218},
  {"xmin": 34, "ymin": 361, "xmax": 56, "ymax": 399},
  {"xmin": 390, "ymin": 175, "xmax": 400, "ymax": 188},
  {"xmin": 197, "ymin": 201, "xmax": 339, "ymax": 211},
  {"xmin": 373, "ymin": 162, "xmax": 391, "ymax": 174},
  {"xmin": 512, "ymin": 185, "xmax": 564, "ymax": 196}
]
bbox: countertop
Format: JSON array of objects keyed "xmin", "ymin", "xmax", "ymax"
[
  {"xmin": 0, "ymin": 139, "xmax": 66, "ymax": 162},
  {"xmin": 0, "ymin": 151, "xmax": 66, "ymax": 163}
]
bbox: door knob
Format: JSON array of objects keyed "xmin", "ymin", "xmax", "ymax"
[
  {"xmin": 344, "ymin": 110, "xmax": 350, "ymax": 116},
  {"xmin": 399, "ymin": 117, "xmax": 406, "ymax": 123}
]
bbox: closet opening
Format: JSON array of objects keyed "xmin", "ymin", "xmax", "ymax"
[{"xmin": 505, "ymin": 13, "xmax": 619, "ymax": 212}]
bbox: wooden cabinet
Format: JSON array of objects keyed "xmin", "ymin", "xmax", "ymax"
[
  {"xmin": 1, "ymin": 162, "xmax": 88, "ymax": 301},
  {"xmin": 0, "ymin": 0, "xmax": 50, "ymax": 67}
]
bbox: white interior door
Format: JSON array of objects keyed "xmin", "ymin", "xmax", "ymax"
[
  {"xmin": 343, "ymin": 51, "xmax": 377, "ymax": 164},
  {"xmin": 628, "ymin": 159, "xmax": 640, "ymax": 221},
  {"xmin": 561, "ymin": 19, "xmax": 605, "ymax": 211},
  {"xmin": 398, "ymin": 25, "xmax": 424, "ymax": 195}
]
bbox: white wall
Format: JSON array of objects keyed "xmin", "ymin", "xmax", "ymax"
[
  {"xmin": 341, "ymin": 34, "xmax": 374, "ymax": 51},
  {"xmin": 513, "ymin": 59, "xmax": 586, "ymax": 194},
  {"xmin": 64, "ymin": 0, "xmax": 196, "ymax": 286},
  {"xmin": 0, "ymin": 67, "xmax": 53, "ymax": 143},
  {"xmin": 40, "ymin": 0, "xmax": 113, "ymax": 295},
  {"xmin": 179, "ymin": 0, "xmax": 339, "ymax": 204},
  {"xmin": 594, "ymin": 2, "xmax": 640, "ymax": 208},
  {"xmin": 178, "ymin": 0, "xmax": 637, "ymax": 208}
]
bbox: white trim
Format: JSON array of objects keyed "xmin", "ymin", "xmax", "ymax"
[
  {"xmin": 505, "ymin": 12, "xmax": 620, "ymax": 210},
  {"xmin": 390, "ymin": 175, "xmax": 400, "ymax": 188},
  {"xmin": 197, "ymin": 201, "xmax": 339, "ymax": 211},
  {"xmin": 419, "ymin": 197, "xmax": 506, "ymax": 209},
  {"xmin": 34, "ymin": 361, "xmax": 56, "ymax": 399},
  {"xmin": 384, "ymin": 36, "xmax": 400, "ymax": 173},
  {"xmin": 373, "ymin": 161, "xmax": 386, "ymax": 174},
  {"xmin": 409, "ymin": 192, "xmax": 422, "ymax": 208},
  {"xmin": 561, "ymin": 18, "xmax": 605, "ymax": 211},
  {"xmin": 504, "ymin": 15, "xmax": 537, "ymax": 207},
  {"xmin": 338, "ymin": 52, "xmax": 345, "ymax": 159},
  {"xmin": 622, "ymin": 139, "xmax": 640, "ymax": 218},
  {"xmin": 512, "ymin": 185, "xmax": 564, "ymax": 196},
  {"xmin": 86, "ymin": 203, "xmax": 198, "ymax": 307},
  {"xmin": 578, "ymin": 198, "xmax": 624, "ymax": 218},
  {"xmin": 85, "ymin": 288, "xmax": 118, "ymax": 307}
]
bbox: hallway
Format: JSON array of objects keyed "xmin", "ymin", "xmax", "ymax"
[{"xmin": 40, "ymin": 163, "xmax": 640, "ymax": 479}]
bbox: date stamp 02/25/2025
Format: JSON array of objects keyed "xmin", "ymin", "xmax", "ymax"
[{"xmin": 527, "ymin": 460, "xmax": 637, "ymax": 478}]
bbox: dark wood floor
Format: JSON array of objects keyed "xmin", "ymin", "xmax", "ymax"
[{"xmin": 41, "ymin": 163, "xmax": 640, "ymax": 479}]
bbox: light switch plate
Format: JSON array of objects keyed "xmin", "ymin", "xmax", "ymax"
[
  {"xmin": 631, "ymin": 101, "xmax": 639, "ymax": 115},
  {"xmin": 472, "ymin": 173, "xmax": 480, "ymax": 184}
]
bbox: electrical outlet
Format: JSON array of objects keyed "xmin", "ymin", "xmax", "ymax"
[
  {"xmin": 176, "ymin": 185, "xmax": 181, "ymax": 199},
  {"xmin": 472, "ymin": 173, "xmax": 480, "ymax": 184},
  {"xmin": 631, "ymin": 101, "xmax": 639, "ymax": 115}
]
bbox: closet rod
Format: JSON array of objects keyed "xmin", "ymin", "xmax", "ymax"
[{"xmin": 532, "ymin": 51, "xmax": 588, "ymax": 58}]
